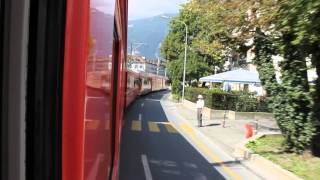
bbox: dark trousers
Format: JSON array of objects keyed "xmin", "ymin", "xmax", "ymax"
[{"xmin": 197, "ymin": 108, "xmax": 202, "ymax": 127}]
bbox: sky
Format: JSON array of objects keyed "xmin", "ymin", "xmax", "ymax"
[{"xmin": 128, "ymin": 0, "xmax": 188, "ymax": 20}]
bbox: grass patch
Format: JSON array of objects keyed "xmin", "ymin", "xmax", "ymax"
[{"xmin": 246, "ymin": 135, "xmax": 320, "ymax": 180}]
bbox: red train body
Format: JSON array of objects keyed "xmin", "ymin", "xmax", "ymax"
[
  {"xmin": 1, "ymin": 0, "xmax": 167, "ymax": 180},
  {"xmin": 64, "ymin": 1, "xmax": 168, "ymax": 178},
  {"xmin": 126, "ymin": 70, "xmax": 168, "ymax": 107}
]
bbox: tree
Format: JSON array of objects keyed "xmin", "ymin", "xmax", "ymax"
[
  {"xmin": 252, "ymin": 0, "xmax": 319, "ymax": 153},
  {"xmin": 162, "ymin": 0, "xmax": 320, "ymax": 153},
  {"xmin": 275, "ymin": 0, "xmax": 320, "ymax": 155},
  {"xmin": 160, "ymin": 0, "xmax": 250, "ymax": 93}
]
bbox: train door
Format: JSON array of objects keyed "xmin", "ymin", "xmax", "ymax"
[
  {"xmin": 110, "ymin": 27, "xmax": 120, "ymax": 180},
  {"xmin": 1, "ymin": 0, "xmax": 67, "ymax": 179},
  {"xmin": 1, "ymin": 1, "xmax": 7, "ymax": 178},
  {"xmin": 1, "ymin": 0, "xmax": 30, "ymax": 179},
  {"xmin": 26, "ymin": 0, "xmax": 66, "ymax": 179}
]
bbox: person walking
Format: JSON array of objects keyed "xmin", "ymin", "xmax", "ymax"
[{"xmin": 196, "ymin": 94, "xmax": 204, "ymax": 127}]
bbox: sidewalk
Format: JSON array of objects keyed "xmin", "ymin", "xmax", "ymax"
[
  {"xmin": 165, "ymin": 94, "xmax": 280, "ymax": 156},
  {"xmin": 161, "ymin": 93, "xmax": 264, "ymax": 180}
]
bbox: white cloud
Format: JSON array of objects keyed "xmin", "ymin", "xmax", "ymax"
[
  {"xmin": 128, "ymin": 0, "xmax": 188, "ymax": 20},
  {"xmin": 91, "ymin": 0, "xmax": 115, "ymax": 15}
]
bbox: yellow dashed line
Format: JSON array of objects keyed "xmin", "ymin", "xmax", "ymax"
[
  {"xmin": 180, "ymin": 123, "xmax": 195, "ymax": 134},
  {"xmin": 164, "ymin": 123, "xmax": 178, "ymax": 133},
  {"xmin": 180, "ymin": 123, "xmax": 242, "ymax": 180},
  {"xmin": 131, "ymin": 120, "xmax": 142, "ymax": 131},
  {"xmin": 148, "ymin": 122, "xmax": 160, "ymax": 132}
]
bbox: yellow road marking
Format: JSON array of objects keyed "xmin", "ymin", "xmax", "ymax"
[
  {"xmin": 164, "ymin": 123, "xmax": 178, "ymax": 133},
  {"xmin": 180, "ymin": 123, "xmax": 194, "ymax": 134},
  {"xmin": 148, "ymin": 122, "xmax": 160, "ymax": 132},
  {"xmin": 131, "ymin": 120, "xmax": 142, "ymax": 131},
  {"xmin": 180, "ymin": 123, "xmax": 242, "ymax": 180}
]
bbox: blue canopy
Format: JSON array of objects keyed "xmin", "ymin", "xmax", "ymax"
[{"xmin": 199, "ymin": 69, "xmax": 261, "ymax": 84}]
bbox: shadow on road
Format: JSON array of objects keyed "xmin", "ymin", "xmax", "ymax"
[{"xmin": 119, "ymin": 91, "xmax": 228, "ymax": 180}]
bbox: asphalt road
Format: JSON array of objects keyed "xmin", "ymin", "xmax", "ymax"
[{"xmin": 119, "ymin": 91, "xmax": 260, "ymax": 180}]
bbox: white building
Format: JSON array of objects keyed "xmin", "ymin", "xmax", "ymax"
[{"xmin": 128, "ymin": 55, "xmax": 166, "ymax": 76}]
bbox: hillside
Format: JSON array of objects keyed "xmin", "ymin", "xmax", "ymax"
[{"xmin": 128, "ymin": 14, "xmax": 175, "ymax": 59}]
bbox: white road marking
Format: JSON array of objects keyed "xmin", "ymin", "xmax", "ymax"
[
  {"xmin": 141, "ymin": 154, "xmax": 153, "ymax": 180},
  {"xmin": 141, "ymin": 103, "xmax": 144, "ymax": 107},
  {"xmin": 139, "ymin": 113, "xmax": 142, "ymax": 121}
]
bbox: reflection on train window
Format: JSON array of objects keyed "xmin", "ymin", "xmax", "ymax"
[
  {"xmin": 134, "ymin": 78, "xmax": 141, "ymax": 87},
  {"xmin": 127, "ymin": 76, "xmax": 134, "ymax": 90},
  {"xmin": 143, "ymin": 79, "xmax": 148, "ymax": 85}
]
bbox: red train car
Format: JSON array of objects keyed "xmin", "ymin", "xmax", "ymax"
[
  {"xmin": 150, "ymin": 73, "xmax": 169, "ymax": 91},
  {"xmin": 139, "ymin": 72, "xmax": 153, "ymax": 95},
  {"xmin": 1, "ymin": 0, "xmax": 128, "ymax": 180},
  {"xmin": 125, "ymin": 70, "xmax": 169, "ymax": 107},
  {"xmin": 125, "ymin": 70, "xmax": 141, "ymax": 107}
]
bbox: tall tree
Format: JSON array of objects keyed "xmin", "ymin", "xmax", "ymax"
[
  {"xmin": 252, "ymin": 0, "xmax": 319, "ymax": 153},
  {"xmin": 161, "ymin": 0, "xmax": 250, "ymax": 94},
  {"xmin": 277, "ymin": 0, "xmax": 320, "ymax": 155}
]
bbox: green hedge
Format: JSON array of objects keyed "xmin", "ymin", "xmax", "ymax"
[{"xmin": 185, "ymin": 87, "xmax": 269, "ymax": 112}]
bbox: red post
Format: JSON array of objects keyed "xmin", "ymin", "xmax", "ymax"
[{"xmin": 245, "ymin": 123, "xmax": 253, "ymax": 139}]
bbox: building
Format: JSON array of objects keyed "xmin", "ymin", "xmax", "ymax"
[{"xmin": 128, "ymin": 55, "xmax": 166, "ymax": 76}]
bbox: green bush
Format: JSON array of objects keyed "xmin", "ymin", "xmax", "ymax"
[{"xmin": 185, "ymin": 87, "xmax": 269, "ymax": 112}]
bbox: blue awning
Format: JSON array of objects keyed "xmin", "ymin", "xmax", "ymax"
[{"xmin": 199, "ymin": 69, "xmax": 261, "ymax": 84}]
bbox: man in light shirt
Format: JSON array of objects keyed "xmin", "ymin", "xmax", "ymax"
[{"xmin": 196, "ymin": 94, "xmax": 204, "ymax": 127}]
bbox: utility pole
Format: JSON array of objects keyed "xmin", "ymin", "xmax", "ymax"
[
  {"xmin": 161, "ymin": 15, "xmax": 188, "ymax": 101},
  {"xmin": 130, "ymin": 42, "xmax": 146, "ymax": 56},
  {"xmin": 155, "ymin": 53, "xmax": 160, "ymax": 75}
]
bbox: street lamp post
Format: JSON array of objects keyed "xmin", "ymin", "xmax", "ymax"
[{"xmin": 161, "ymin": 16, "xmax": 188, "ymax": 101}]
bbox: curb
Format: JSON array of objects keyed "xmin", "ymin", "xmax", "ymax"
[{"xmin": 233, "ymin": 134, "xmax": 303, "ymax": 180}]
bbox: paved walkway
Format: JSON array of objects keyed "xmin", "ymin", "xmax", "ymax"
[{"xmin": 164, "ymin": 94, "xmax": 280, "ymax": 157}]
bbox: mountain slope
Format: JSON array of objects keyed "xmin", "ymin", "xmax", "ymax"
[{"xmin": 128, "ymin": 14, "xmax": 175, "ymax": 59}]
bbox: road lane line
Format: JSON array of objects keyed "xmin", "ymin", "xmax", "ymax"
[
  {"xmin": 131, "ymin": 120, "xmax": 142, "ymax": 131},
  {"xmin": 180, "ymin": 123, "xmax": 242, "ymax": 180},
  {"xmin": 164, "ymin": 123, "xmax": 178, "ymax": 133},
  {"xmin": 139, "ymin": 113, "xmax": 142, "ymax": 121},
  {"xmin": 141, "ymin": 154, "xmax": 153, "ymax": 180},
  {"xmin": 148, "ymin": 122, "xmax": 160, "ymax": 132}
]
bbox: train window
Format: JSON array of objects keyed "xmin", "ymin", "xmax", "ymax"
[
  {"xmin": 144, "ymin": 78, "xmax": 148, "ymax": 85},
  {"xmin": 134, "ymin": 78, "xmax": 141, "ymax": 87},
  {"xmin": 127, "ymin": 76, "xmax": 134, "ymax": 90},
  {"xmin": 1, "ymin": 0, "xmax": 31, "ymax": 179},
  {"xmin": 26, "ymin": 0, "xmax": 66, "ymax": 179}
]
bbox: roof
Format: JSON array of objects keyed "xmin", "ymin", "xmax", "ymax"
[{"xmin": 199, "ymin": 69, "xmax": 261, "ymax": 84}]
